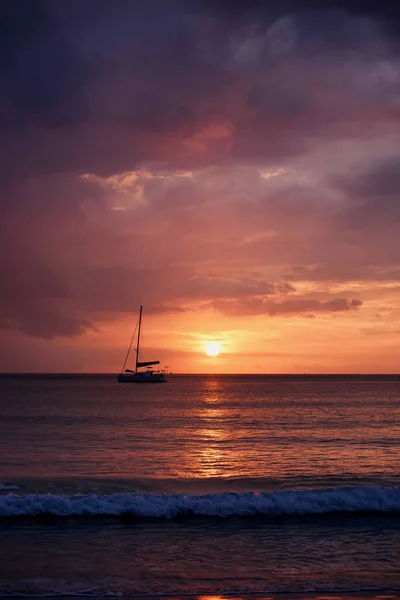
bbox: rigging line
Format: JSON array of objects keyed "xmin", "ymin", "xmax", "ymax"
[{"xmin": 120, "ymin": 320, "xmax": 139, "ymax": 374}]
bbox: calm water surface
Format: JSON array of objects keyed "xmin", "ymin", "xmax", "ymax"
[{"xmin": 0, "ymin": 375, "xmax": 399, "ymax": 596}]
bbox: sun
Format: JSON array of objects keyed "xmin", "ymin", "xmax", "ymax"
[{"xmin": 205, "ymin": 341, "xmax": 222, "ymax": 357}]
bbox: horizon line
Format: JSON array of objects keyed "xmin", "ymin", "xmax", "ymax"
[{"xmin": 1, "ymin": 372, "xmax": 399, "ymax": 377}]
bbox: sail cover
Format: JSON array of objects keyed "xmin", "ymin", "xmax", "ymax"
[{"xmin": 137, "ymin": 360, "xmax": 160, "ymax": 368}]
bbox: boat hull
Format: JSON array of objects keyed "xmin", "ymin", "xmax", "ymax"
[{"xmin": 117, "ymin": 372, "xmax": 166, "ymax": 383}]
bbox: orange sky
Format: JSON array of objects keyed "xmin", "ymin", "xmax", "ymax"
[{"xmin": 2, "ymin": 290, "xmax": 400, "ymax": 373}]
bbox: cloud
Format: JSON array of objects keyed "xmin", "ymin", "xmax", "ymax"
[
  {"xmin": 208, "ymin": 297, "xmax": 362, "ymax": 317},
  {"xmin": 0, "ymin": 156, "xmax": 383, "ymax": 338},
  {"xmin": 1, "ymin": 0, "xmax": 400, "ymax": 180},
  {"xmin": 331, "ymin": 156, "xmax": 400, "ymax": 229},
  {"xmin": 1, "ymin": 0, "xmax": 400, "ymax": 345},
  {"xmin": 0, "ymin": 312, "xmax": 93, "ymax": 340}
]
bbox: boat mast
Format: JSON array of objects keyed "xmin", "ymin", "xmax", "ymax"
[{"xmin": 135, "ymin": 305, "xmax": 143, "ymax": 373}]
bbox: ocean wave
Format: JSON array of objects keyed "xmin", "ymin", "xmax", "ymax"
[
  {"xmin": 0, "ymin": 485, "xmax": 399, "ymax": 519},
  {"xmin": 0, "ymin": 483, "xmax": 20, "ymax": 491}
]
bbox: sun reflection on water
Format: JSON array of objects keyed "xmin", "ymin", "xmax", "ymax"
[{"xmin": 189, "ymin": 378, "xmax": 230, "ymax": 477}]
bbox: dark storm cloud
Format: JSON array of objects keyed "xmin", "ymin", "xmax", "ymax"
[
  {"xmin": 1, "ymin": 0, "xmax": 399, "ymax": 145},
  {"xmin": 332, "ymin": 157, "xmax": 400, "ymax": 228},
  {"xmin": 334, "ymin": 157, "xmax": 400, "ymax": 199},
  {"xmin": 199, "ymin": 0, "xmax": 400, "ymax": 21},
  {"xmin": 0, "ymin": 0, "xmax": 90, "ymax": 129}
]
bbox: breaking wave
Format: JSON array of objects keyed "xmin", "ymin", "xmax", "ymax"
[{"xmin": 1, "ymin": 485, "xmax": 399, "ymax": 519}]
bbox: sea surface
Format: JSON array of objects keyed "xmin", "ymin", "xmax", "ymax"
[{"xmin": 0, "ymin": 374, "xmax": 399, "ymax": 597}]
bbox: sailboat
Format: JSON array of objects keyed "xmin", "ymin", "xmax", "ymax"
[{"xmin": 117, "ymin": 305, "xmax": 167, "ymax": 383}]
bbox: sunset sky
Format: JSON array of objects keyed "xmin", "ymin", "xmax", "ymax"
[{"xmin": 1, "ymin": 0, "xmax": 400, "ymax": 373}]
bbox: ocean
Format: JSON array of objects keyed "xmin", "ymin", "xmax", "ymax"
[{"xmin": 0, "ymin": 374, "xmax": 399, "ymax": 598}]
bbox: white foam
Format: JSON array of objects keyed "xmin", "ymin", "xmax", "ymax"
[
  {"xmin": 0, "ymin": 483, "xmax": 20, "ymax": 490},
  {"xmin": 0, "ymin": 485, "xmax": 399, "ymax": 519}
]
